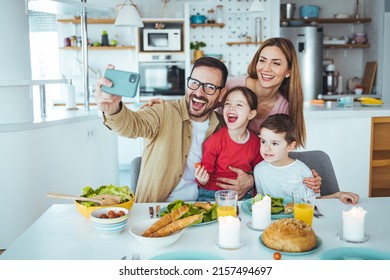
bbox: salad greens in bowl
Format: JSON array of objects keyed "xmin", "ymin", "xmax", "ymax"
[{"xmin": 75, "ymin": 185, "xmax": 134, "ymax": 218}]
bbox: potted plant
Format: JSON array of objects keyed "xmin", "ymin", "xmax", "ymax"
[{"xmin": 190, "ymin": 41, "xmax": 206, "ymax": 61}]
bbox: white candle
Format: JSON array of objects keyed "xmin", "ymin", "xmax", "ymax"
[
  {"xmin": 252, "ymin": 195, "xmax": 271, "ymax": 229},
  {"xmin": 218, "ymin": 216, "xmax": 240, "ymax": 248},
  {"xmin": 342, "ymin": 206, "xmax": 367, "ymax": 241}
]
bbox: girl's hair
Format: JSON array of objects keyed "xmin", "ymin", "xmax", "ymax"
[
  {"xmin": 222, "ymin": 86, "xmax": 258, "ymax": 110},
  {"xmin": 247, "ymin": 37, "xmax": 306, "ymax": 148},
  {"xmin": 260, "ymin": 114, "xmax": 297, "ymax": 144}
]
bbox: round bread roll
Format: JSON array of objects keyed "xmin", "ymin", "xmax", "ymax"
[{"xmin": 261, "ymin": 218, "xmax": 317, "ymax": 253}]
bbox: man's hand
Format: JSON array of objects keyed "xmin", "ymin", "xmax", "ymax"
[
  {"xmin": 94, "ymin": 64, "xmax": 122, "ymax": 115},
  {"xmin": 303, "ymin": 169, "xmax": 322, "ymax": 193},
  {"xmin": 216, "ymin": 166, "xmax": 254, "ymax": 199}
]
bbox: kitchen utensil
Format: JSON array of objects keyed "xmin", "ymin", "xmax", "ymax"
[
  {"xmin": 190, "ymin": 13, "xmax": 206, "ymax": 24},
  {"xmin": 323, "ymin": 64, "xmax": 339, "ymax": 95},
  {"xmin": 300, "ymin": 5, "xmax": 320, "ymax": 19},
  {"xmin": 362, "ymin": 61, "xmax": 377, "ymax": 94},
  {"xmin": 280, "ymin": 3, "xmax": 295, "ymax": 19},
  {"xmin": 47, "ymin": 192, "xmax": 120, "ymax": 206},
  {"xmin": 156, "ymin": 205, "xmax": 161, "ymax": 217},
  {"xmin": 314, "ymin": 205, "xmax": 324, "ymax": 217}
]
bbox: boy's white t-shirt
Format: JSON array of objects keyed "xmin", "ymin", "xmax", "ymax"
[
  {"xmin": 166, "ymin": 119, "xmax": 209, "ymax": 202},
  {"xmin": 254, "ymin": 159, "xmax": 319, "ymax": 198}
]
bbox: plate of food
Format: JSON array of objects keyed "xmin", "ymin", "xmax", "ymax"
[
  {"xmin": 241, "ymin": 194, "xmax": 293, "ymax": 219},
  {"xmin": 259, "ymin": 218, "xmax": 322, "ymax": 256},
  {"xmin": 159, "ymin": 200, "xmax": 218, "ymax": 227}
]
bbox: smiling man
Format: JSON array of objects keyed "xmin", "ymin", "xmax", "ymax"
[{"xmin": 95, "ymin": 57, "xmax": 254, "ymax": 203}]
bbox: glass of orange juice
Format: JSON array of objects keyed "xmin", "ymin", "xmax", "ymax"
[
  {"xmin": 292, "ymin": 191, "xmax": 315, "ymax": 226},
  {"xmin": 215, "ymin": 190, "xmax": 238, "ymax": 217}
]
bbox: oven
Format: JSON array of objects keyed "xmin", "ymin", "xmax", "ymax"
[{"xmin": 138, "ymin": 53, "xmax": 186, "ymax": 98}]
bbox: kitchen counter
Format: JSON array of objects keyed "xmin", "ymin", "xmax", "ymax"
[
  {"xmin": 0, "ymin": 106, "xmax": 101, "ymax": 133},
  {"xmin": 304, "ymin": 101, "xmax": 390, "ymax": 118}
]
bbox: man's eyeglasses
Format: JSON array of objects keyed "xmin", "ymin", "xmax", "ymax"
[{"xmin": 186, "ymin": 77, "xmax": 222, "ymax": 96}]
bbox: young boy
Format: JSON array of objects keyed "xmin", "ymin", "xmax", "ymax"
[{"xmin": 254, "ymin": 114, "xmax": 360, "ymax": 204}]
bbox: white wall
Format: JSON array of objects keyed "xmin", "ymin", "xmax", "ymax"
[{"xmin": 0, "ymin": 118, "xmax": 119, "ymax": 249}]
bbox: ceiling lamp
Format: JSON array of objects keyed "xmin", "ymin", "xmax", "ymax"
[
  {"xmin": 115, "ymin": 0, "xmax": 143, "ymax": 27},
  {"xmin": 249, "ymin": 0, "xmax": 266, "ymax": 13}
]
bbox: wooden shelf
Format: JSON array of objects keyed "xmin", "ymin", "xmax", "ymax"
[
  {"xmin": 281, "ymin": 18, "xmax": 371, "ymax": 24},
  {"xmin": 60, "ymin": 46, "xmax": 135, "ymax": 50},
  {"xmin": 372, "ymin": 150, "xmax": 390, "ymax": 167},
  {"xmin": 191, "ymin": 23, "xmax": 225, "ymax": 28},
  {"xmin": 226, "ymin": 42, "xmax": 263, "ymax": 46},
  {"xmin": 57, "ymin": 18, "xmax": 115, "ymax": 24},
  {"xmin": 324, "ymin": 43, "xmax": 371, "ymax": 49}
]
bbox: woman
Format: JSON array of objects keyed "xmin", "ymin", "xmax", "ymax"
[{"xmin": 225, "ymin": 37, "xmax": 306, "ymax": 148}]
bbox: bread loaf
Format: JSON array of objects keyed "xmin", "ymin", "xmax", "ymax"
[{"xmin": 261, "ymin": 218, "xmax": 317, "ymax": 252}]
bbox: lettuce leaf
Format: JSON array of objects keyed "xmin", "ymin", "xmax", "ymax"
[
  {"xmin": 80, "ymin": 184, "xmax": 134, "ymax": 207},
  {"xmin": 160, "ymin": 200, "xmax": 217, "ymax": 223}
]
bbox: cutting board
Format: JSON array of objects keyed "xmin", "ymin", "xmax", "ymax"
[{"xmin": 362, "ymin": 61, "xmax": 377, "ymax": 94}]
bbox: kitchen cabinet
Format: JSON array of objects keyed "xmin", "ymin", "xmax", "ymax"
[{"xmin": 369, "ymin": 117, "xmax": 390, "ymax": 197}]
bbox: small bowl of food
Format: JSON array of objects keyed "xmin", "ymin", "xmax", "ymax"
[
  {"xmin": 74, "ymin": 185, "xmax": 134, "ymax": 218},
  {"xmin": 129, "ymin": 218, "xmax": 186, "ymax": 248},
  {"xmin": 90, "ymin": 207, "xmax": 129, "ymax": 236}
]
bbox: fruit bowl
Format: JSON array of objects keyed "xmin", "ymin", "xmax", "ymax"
[
  {"xmin": 90, "ymin": 207, "xmax": 130, "ymax": 237},
  {"xmin": 75, "ymin": 199, "xmax": 134, "ymax": 219}
]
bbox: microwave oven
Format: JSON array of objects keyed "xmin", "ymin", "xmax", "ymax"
[{"xmin": 143, "ymin": 29, "xmax": 182, "ymax": 51}]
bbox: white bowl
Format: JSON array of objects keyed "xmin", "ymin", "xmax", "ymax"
[
  {"xmin": 90, "ymin": 207, "xmax": 129, "ymax": 224},
  {"xmin": 90, "ymin": 207, "xmax": 129, "ymax": 236},
  {"xmin": 129, "ymin": 218, "xmax": 185, "ymax": 247}
]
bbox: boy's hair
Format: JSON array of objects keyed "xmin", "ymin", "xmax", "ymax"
[
  {"xmin": 222, "ymin": 86, "xmax": 258, "ymax": 110},
  {"xmin": 260, "ymin": 114, "xmax": 297, "ymax": 144}
]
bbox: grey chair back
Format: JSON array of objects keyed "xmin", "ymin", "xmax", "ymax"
[
  {"xmin": 129, "ymin": 150, "xmax": 340, "ymax": 197},
  {"xmin": 289, "ymin": 150, "xmax": 340, "ymax": 196},
  {"xmin": 128, "ymin": 156, "xmax": 142, "ymax": 194}
]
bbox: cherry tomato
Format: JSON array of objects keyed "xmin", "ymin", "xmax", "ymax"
[
  {"xmin": 108, "ymin": 210, "xmax": 115, "ymax": 216},
  {"xmin": 100, "ymin": 214, "xmax": 108, "ymax": 219},
  {"xmin": 273, "ymin": 252, "xmax": 282, "ymax": 260},
  {"xmin": 194, "ymin": 162, "xmax": 201, "ymax": 168},
  {"xmin": 118, "ymin": 211, "xmax": 125, "ymax": 217}
]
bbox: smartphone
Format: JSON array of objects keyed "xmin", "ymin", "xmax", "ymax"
[{"xmin": 101, "ymin": 69, "xmax": 140, "ymax": 98}]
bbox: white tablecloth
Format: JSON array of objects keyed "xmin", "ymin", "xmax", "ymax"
[{"xmin": 1, "ymin": 197, "xmax": 390, "ymax": 260}]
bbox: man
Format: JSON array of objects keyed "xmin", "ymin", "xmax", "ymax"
[{"xmin": 95, "ymin": 57, "xmax": 254, "ymax": 202}]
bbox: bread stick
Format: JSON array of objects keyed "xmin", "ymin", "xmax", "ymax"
[
  {"xmin": 143, "ymin": 205, "xmax": 189, "ymax": 237},
  {"xmin": 149, "ymin": 214, "xmax": 202, "ymax": 237},
  {"xmin": 194, "ymin": 202, "xmax": 213, "ymax": 211}
]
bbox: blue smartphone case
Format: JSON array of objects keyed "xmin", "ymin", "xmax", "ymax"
[{"xmin": 101, "ymin": 69, "xmax": 140, "ymax": 98}]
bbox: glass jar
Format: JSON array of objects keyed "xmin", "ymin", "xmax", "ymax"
[
  {"xmin": 216, "ymin": 5, "xmax": 224, "ymax": 24},
  {"xmin": 207, "ymin": 9, "xmax": 215, "ymax": 24}
]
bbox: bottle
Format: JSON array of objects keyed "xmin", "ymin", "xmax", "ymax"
[
  {"xmin": 207, "ymin": 9, "xmax": 215, "ymax": 24},
  {"xmin": 66, "ymin": 79, "xmax": 76, "ymax": 109},
  {"xmin": 255, "ymin": 17, "xmax": 262, "ymax": 42},
  {"xmin": 216, "ymin": 5, "xmax": 224, "ymax": 24}
]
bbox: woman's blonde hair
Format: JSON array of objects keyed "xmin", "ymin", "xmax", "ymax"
[{"xmin": 247, "ymin": 37, "xmax": 306, "ymax": 148}]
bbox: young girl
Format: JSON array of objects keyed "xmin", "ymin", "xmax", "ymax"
[{"xmin": 195, "ymin": 86, "xmax": 263, "ymax": 201}]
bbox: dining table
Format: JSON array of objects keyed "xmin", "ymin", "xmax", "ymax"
[{"xmin": 1, "ymin": 197, "xmax": 390, "ymax": 260}]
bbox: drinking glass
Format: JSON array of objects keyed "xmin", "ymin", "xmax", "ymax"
[
  {"xmin": 215, "ymin": 190, "xmax": 238, "ymax": 217},
  {"xmin": 292, "ymin": 190, "xmax": 315, "ymax": 226}
]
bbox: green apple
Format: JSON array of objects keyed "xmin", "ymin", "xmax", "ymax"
[
  {"xmin": 93, "ymin": 41, "xmax": 101, "ymax": 47},
  {"xmin": 102, "ymin": 30, "xmax": 108, "ymax": 35},
  {"xmin": 110, "ymin": 40, "xmax": 117, "ymax": 46}
]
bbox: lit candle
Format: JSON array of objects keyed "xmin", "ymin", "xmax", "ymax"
[
  {"xmin": 342, "ymin": 206, "xmax": 367, "ymax": 241},
  {"xmin": 218, "ymin": 216, "xmax": 240, "ymax": 249},
  {"xmin": 252, "ymin": 195, "xmax": 271, "ymax": 229}
]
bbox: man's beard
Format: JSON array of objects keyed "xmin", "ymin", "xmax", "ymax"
[{"xmin": 186, "ymin": 93, "xmax": 212, "ymax": 118}]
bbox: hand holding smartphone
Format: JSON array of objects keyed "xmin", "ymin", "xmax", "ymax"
[{"xmin": 101, "ymin": 69, "xmax": 140, "ymax": 98}]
